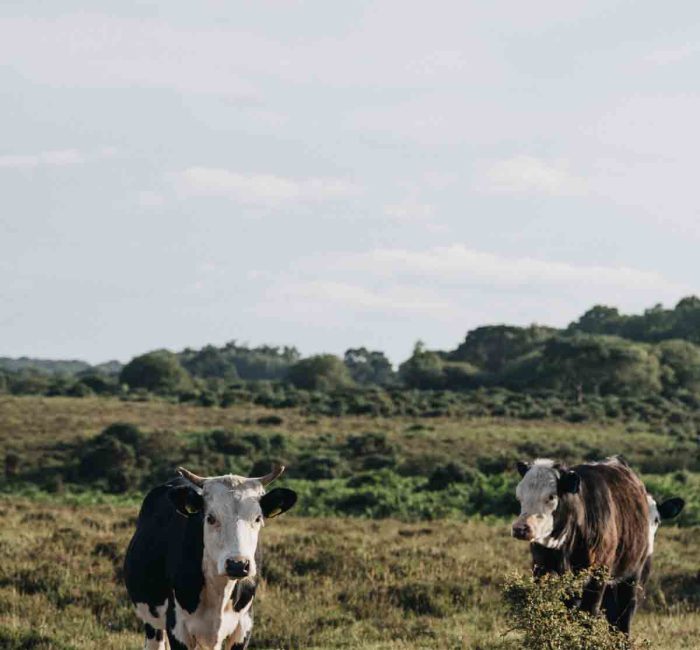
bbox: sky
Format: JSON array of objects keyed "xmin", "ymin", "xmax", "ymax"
[{"xmin": 2, "ymin": 1, "xmax": 700, "ymax": 365}]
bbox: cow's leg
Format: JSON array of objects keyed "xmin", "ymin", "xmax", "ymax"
[
  {"xmin": 579, "ymin": 575, "xmax": 606, "ymax": 617},
  {"xmin": 134, "ymin": 601, "xmax": 168, "ymax": 650},
  {"xmin": 615, "ymin": 576, "xmax": 641, "ymax": 634},
  {"xmin": 225, "ymin": 629, "xmax": 252, "ymax": 650},
  {"xmin": 165, "ymin": 628, "xmax": 190, "ymax": 650},
  {"xmin": 601, "ymin": 585, "xmax": 619, "ymax": 628},
  {"xmin": 165, "ymin": 599, "xmax": 194, "ymax": 650},
  {"xmin": 144, "ymin": 623, "xmax": 167, "ymax": 650}
]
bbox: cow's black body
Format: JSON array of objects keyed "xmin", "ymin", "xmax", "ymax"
[{"xmin": 124, "ymin": 476, "xmax": 257, "ymax": 649}]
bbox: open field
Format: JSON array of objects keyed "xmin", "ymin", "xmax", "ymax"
[
  {"xmin": 2, "ymin": 395, "xmax": 697, "ymax": 479},
  {"xmin": 0, "ymin": 499, "xmax": 699, "ymax": 649},
  {"xmin": 1, "ymin": 395, "xmax": 699, "ymax": 648}
]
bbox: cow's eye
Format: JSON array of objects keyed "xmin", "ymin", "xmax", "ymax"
[
  {"xmin": 255, "ymin": 515, "xmax": 263, "ymax": 524},
  {"xmin": 206, "ymin": 513, "xmax": 217, "ymax": 525},
  {"xmin": 548, "ymin": 495, "xmax": 556, "ymax": 502}
]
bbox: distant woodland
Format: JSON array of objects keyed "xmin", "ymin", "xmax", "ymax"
[{"xmin": 3, "ymin": 298, "xmax": 700, "ymax": 403}]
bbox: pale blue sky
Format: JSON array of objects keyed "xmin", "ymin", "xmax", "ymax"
[{"xmin": 2, "ymin": 1, "xmax": 699, "ymax": 364}]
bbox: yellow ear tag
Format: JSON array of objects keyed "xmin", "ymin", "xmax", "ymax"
[
  {"xmin": 185, "ymin": 503, "xmax": 199, "ymax": 514},
  {"xmin": 268, "ymin": 507, "xmax": 282, "ymax": 518}
]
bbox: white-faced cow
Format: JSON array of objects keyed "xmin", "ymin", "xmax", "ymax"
[
  {"xmin": 603, "ymin": 492, "xmax": 685, "ymax": 628},
  {"xmin": 512, "ymin": 457, "xmax": 650, "ymax": 634},
  {"xmin": 124, "ymin": 464, "xmax": 297, "ymax": 650}
]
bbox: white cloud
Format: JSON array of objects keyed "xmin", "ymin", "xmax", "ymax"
[
  {"xmin": 251, "ymin": 245, "xmax": 692, "ymax": 342},
  {"xmin": 0, "ymin": 149, "xmax": 84, "ymax": 169},
  {"xmin": 480, "ymin": 156, "xmax": 586, "ymax": 196},
  {"xmin": 260, "ymin": 280, "xmax": 451, "ymax": 317},
  {"xmin": 646, "ymin": 44, "xmax": 699, "ymax": 65},
  {"xmin": 178, "ymin": 168, "xmax": 361, "ymax": 207},
  {"xmin": 0, "ymin": 147, "xmax": 118, "ymax": 170},
  {"xmin": 335, "ymin": 244, "xmax": 686, "ymax": 294}
]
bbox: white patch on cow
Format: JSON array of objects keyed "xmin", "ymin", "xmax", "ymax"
[
  {"xmin": 174, "ymin": 579, "xmax": 254, "ymax": 650},
  {"xmin": 514, "ymin": 459, "xmax": 561, "ymax": 543},
  {"xmin": 646, "ymin": 494, "xmax": 660, "ymax": 556},
  {"xmin": 231, "ymin": 609, "xmax": 254, "ymax": 645},
  {"xmin": 201, "ymin": 476, "xmax": 266, "ymax": 578},
  {"xmin": 134, "ymin": 601, "xmax": 167, "ymax": 649},
  {"xmin": 541, "ymin": 532, "xmax": 568, "ymax": 549},
  {"xmin": 135, "ymin": 601, "xmax": 167, "ymax": 628},
  {"xmin": 144, "ymin": 633, "xmax": 167, "ymax": 650}
]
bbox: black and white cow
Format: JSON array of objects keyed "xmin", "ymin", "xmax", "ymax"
[{"xmin": 124, "ymin": 464, "xmax": 297, "ymax": 650}]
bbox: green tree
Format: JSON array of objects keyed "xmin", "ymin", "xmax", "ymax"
[
  {"xmin": 567, "ymin": 305, "xmax": 624, "ymax": 336},
  {"xmin": 287, "ymin": 354, "xmax": 354, "ymax": 391},
  {"xmin": 449, "ymin": 325, "xmax": 554, "ymax": 374},
  {"xmin": 658, "ymin": 339, "xmax": 700, "ymax": 393},
  {"xmin": 398, "ymin": 341, "xmax": 446, "ymax": 389},
  {"xmin": 119, "ymin": 350, "xmax": 192, "ymax": 393},
  {"xmin": 537, "ymin": 335, "xmax": 661, "ymax": 396},
  {"xmin": 180, "ymin": 345, "xmax": 240, "ymax": 381},
  {"xmin": 344, "ymin": 348, "xmax": 395, "ymax": 386}
]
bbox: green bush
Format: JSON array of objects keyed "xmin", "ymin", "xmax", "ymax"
[{"xmin": 502, "ymin": 570, "xmax": 641, "ymax": 649}]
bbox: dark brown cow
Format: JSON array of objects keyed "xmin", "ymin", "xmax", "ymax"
[
  {"xmin": 603, "ymin": 493, "xmax": 685, "ymax": 630},
  {"xmin": 512, "ymin": 457, "xmax": 650, "ymax": 634}
]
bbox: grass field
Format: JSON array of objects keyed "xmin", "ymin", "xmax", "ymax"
[
  {"xmin": 0, "ymin": 499, "xmax": 698, "ymax": 649},
  {"xmin": 1, "ymin": 395, "xmax": 699, "ymax": 648}
]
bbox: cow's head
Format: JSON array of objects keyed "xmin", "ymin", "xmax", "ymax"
[
  {"xmin": 169, "ymin": 464, "xmax": 297, "ymax": 580},
  {"xmin": 511, "ymin": 459, "xmax": 579, "ymax": 543},
  {"xmin": 646, "ymin": 494, "xmax": 684, "ymax": 554}
]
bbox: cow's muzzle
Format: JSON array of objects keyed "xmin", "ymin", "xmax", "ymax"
[
  {"xmin": 511, "ymin": 522, "xmax": 533, "ymax": 541},
  {"xmin": 225, "ymin": 557, "xmax": 251, "ymax": 578}
]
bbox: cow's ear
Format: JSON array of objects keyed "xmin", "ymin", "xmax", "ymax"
[
  {"xmin": 260, "ymin": 488, "xmax": 297, "ymax": 519},
  {"xmin": 516, "ymin": 461, "xmax": 530, "ymax": 478},
  {"xmin": 169, "ymin": 486, "xmax": 204, "ymax": 517},
  {"xmin": 559, "ymin": 470, "xmax": 580, "ymax": 494},
  {"xmin": 658, "ymin": 497, "xmax": 685, "ymax": 520}
]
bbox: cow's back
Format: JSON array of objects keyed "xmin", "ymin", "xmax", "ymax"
[
  {"xmin": 573, "ymin": 460, "xmax": 649, "ymax": 578},
  {"xmin": 124, "ymin": 478, "xmax": 189, "ymax": 609}
]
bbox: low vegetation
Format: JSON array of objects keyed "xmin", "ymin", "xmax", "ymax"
[
  {"xmin": 2, "ymin": 396, "xmax": 699, "ymax": 525},
  {"xmin": 0, "ymin": 500, "xmax": 698, "ymax": 649},
  {"xmin": 503, "ymin": 571, "xmax": 638, "ymax": 650},
  {"xmin": 0, "ymin": 375, "xmax": 698, "ymax": 647}
]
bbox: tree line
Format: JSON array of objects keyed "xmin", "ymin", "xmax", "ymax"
[{"xmin": 3, "ymin": 297, "xmax": 700, "ymax": 400}]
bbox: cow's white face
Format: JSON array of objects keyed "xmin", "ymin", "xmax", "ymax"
[
  {"xmin": 201, "ymin": 477, "xmax": 265, "ymax": 579},
  {"xmin": 171, "ymin": 465, "xmax": 297, "ymax": 584},
  {"xmin": 512, "ymin": 459, "xmax": 580, "ymax": 544},
  {"xmin": 513, "ymin": 460, "xmax": 560, "ymax": 542}
]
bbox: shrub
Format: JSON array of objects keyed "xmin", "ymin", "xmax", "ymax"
[
  {"xmin": 426, "ymin": 462, "xmax": 476, "ymax": 491},
  {"xmin": 257, "ymin": 415, "xmax": 284, "ymax": 426},
  {"xmin": 287, "ymin": 355, "xmax": 354, "ymax": 391},
  {"xmin": 502, "ymin": 570, "xmax": 642, "ymax": 650}
]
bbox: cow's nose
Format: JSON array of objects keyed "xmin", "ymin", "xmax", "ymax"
[
  {"xmin": 512, "ymin": 523, "xmax": 531, "ymax": 540},
  {"xmin": 225, "ymin": 557, "xmax": 250, "ymax": 578}
]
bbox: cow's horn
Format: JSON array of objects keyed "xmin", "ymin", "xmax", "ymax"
[
  {"xmin": 177, "ymin": 467, "xmax": 205, "ymax": 488},
  {"xmin": 255, "ymin": 463, "xmax": 285, "ymax": 486}
]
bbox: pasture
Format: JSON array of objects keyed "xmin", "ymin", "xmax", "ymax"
[{"xmin": 1, "ymin": 396, "xmax": 699, "ymax": 648}]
